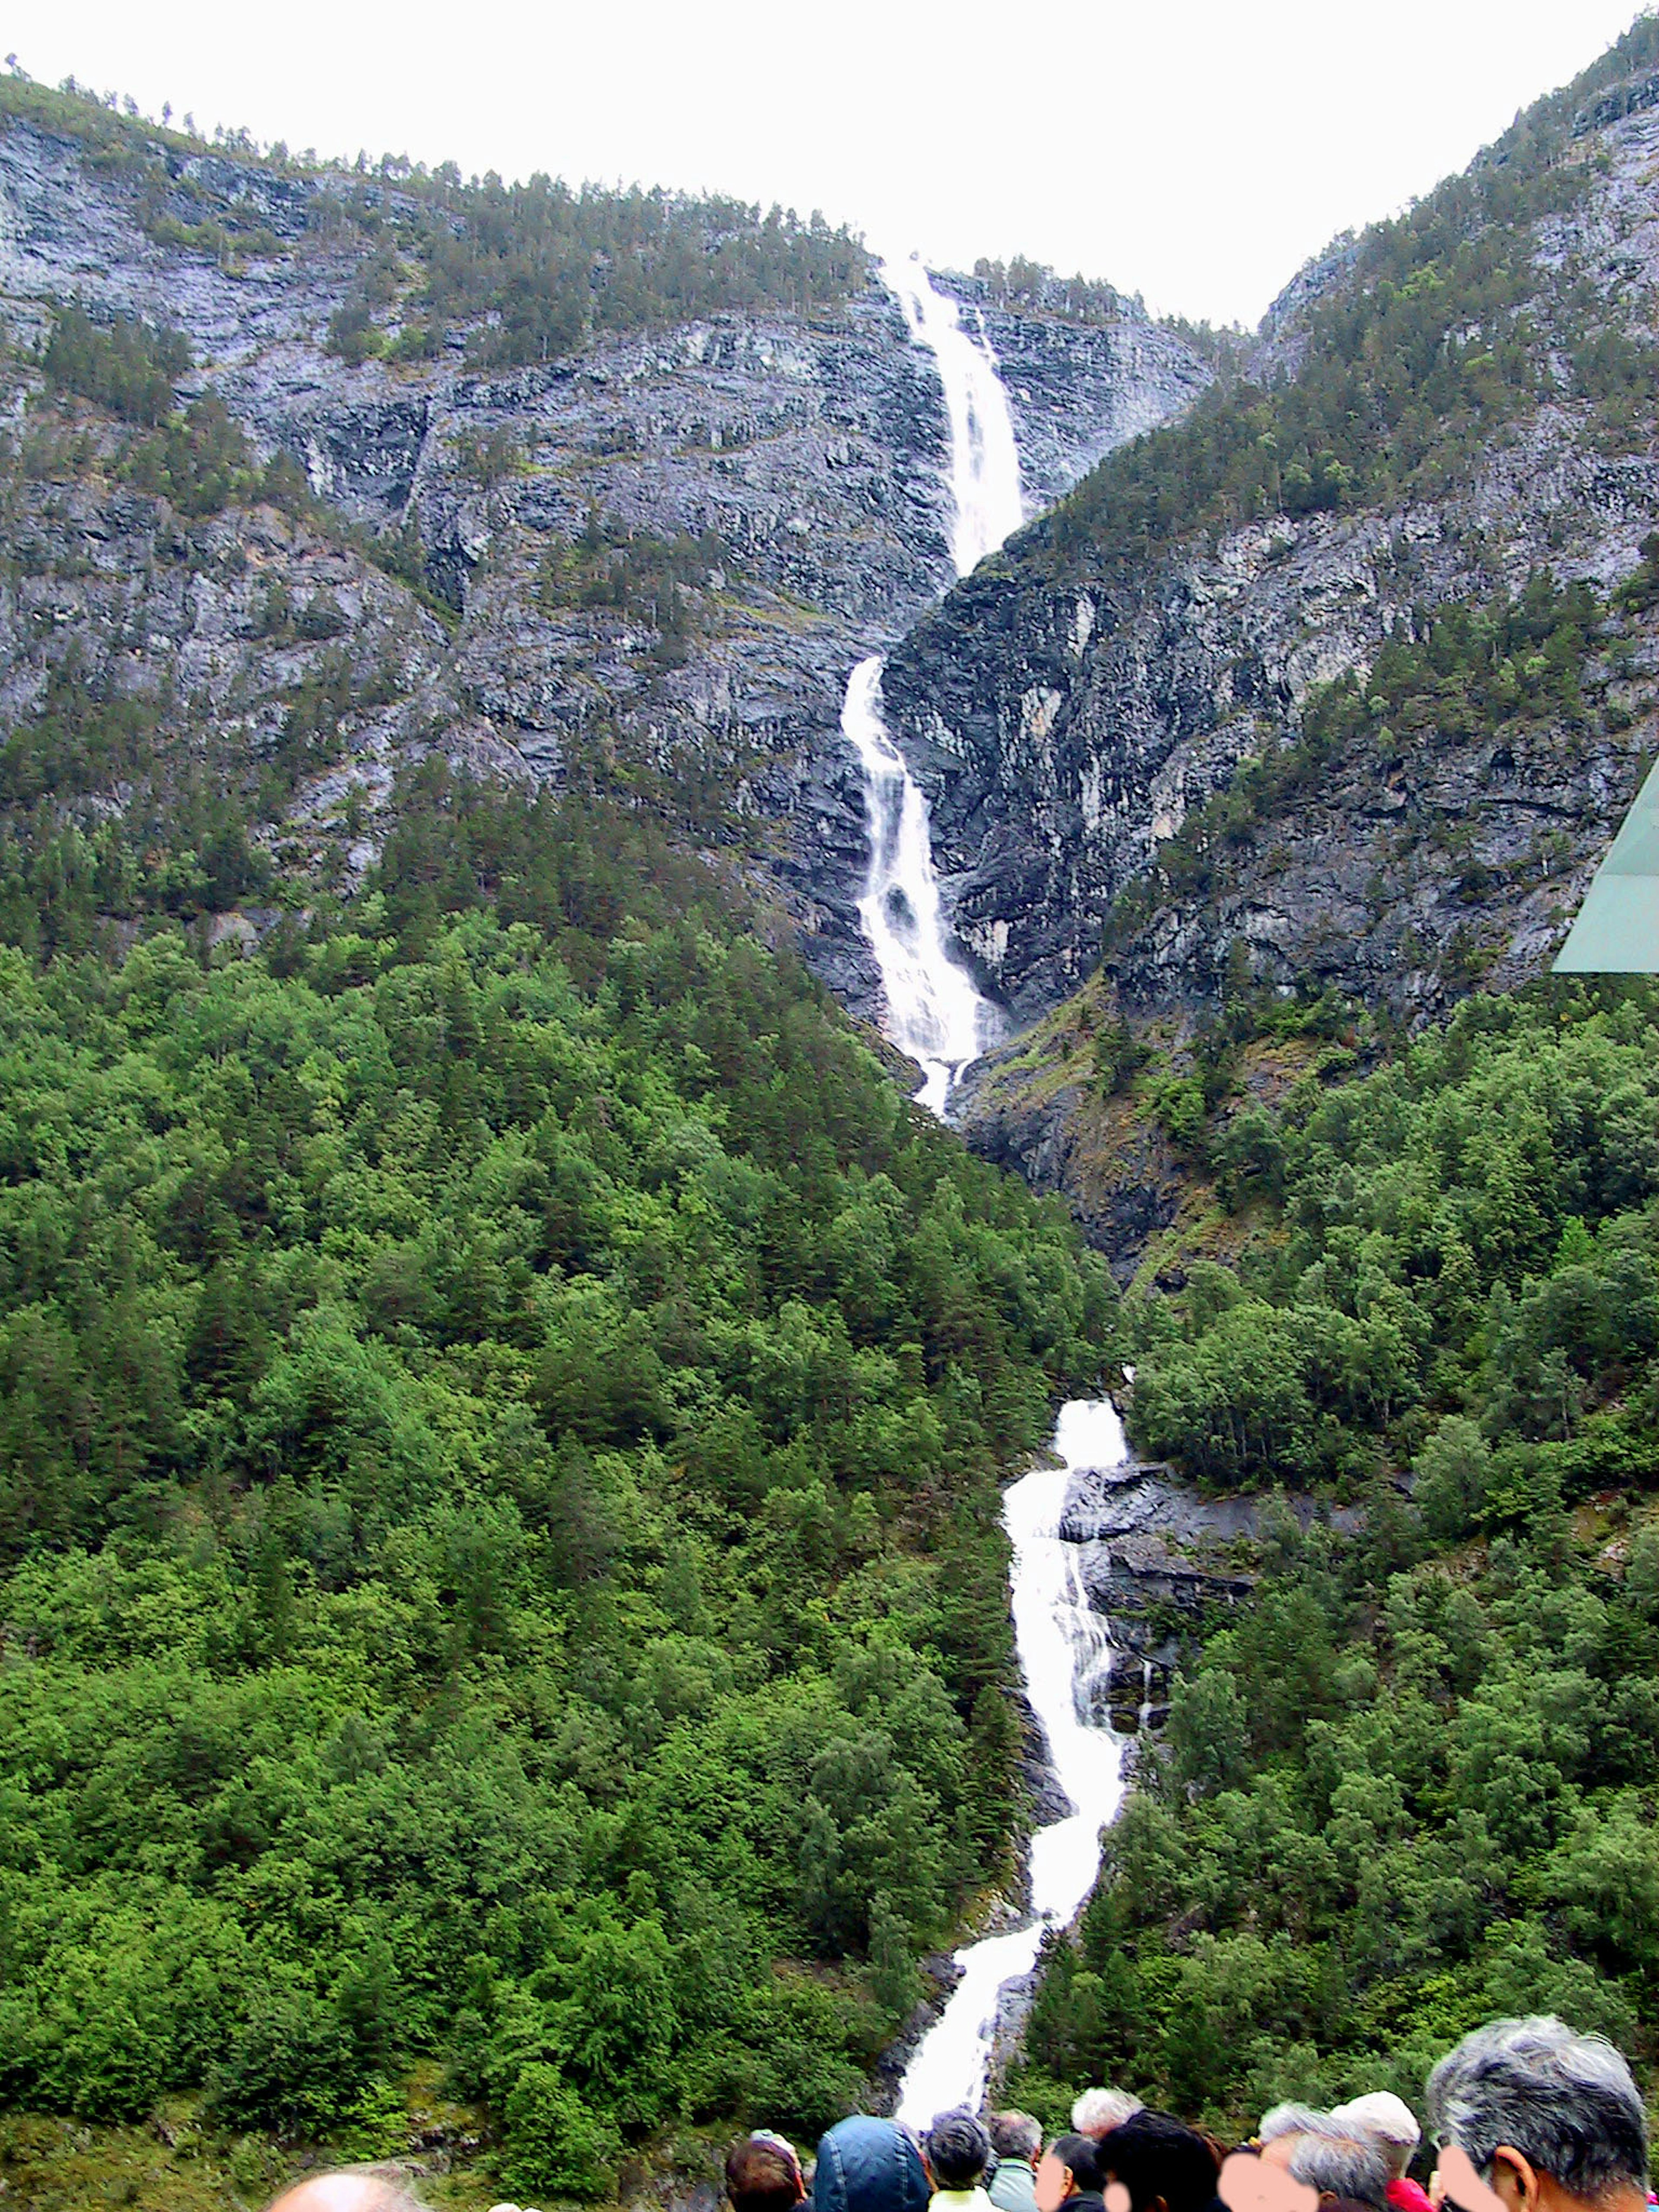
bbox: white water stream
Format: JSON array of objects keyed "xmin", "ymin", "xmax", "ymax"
[
  {"xmin": 892, "ymin": 1399, "xmax": 1129, "ymax": 2126},
  {"xmin": 843, "ymin": 259, "xmax": 1128, "ymax": 2123},
  {"xmin": 844, "ymin": 256, "xmax": 1027, "ymax": 1117}
]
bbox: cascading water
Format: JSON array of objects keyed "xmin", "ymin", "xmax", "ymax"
[
  {"xmin": 842, "ymin": 657, "xmax": 988, "ymax": 1119},
  {"xmin": 893, "ymin": 1399, "xmax": 1129, "ymax": 2127},
  {"xmin": 848, "ymin": 256, "xmax": 1128, "ymax": 2123},
  {"xmin": 845, "ymin": 254, "xmax": 1025, "ymax": 1116}
]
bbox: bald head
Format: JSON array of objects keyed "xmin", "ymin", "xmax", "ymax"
[{"xmin": 268, "ymin": 2174, "xmax": 427, "ymax": 2212}]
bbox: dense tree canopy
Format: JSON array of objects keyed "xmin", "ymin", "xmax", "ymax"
[
  {"xmin": 0, "ymin": 762, "xmax": 1118, "ymax": 2188},
  {"xmin": 1012, "ymin": 985, "xmax": 1659, "ymax": 2134}
]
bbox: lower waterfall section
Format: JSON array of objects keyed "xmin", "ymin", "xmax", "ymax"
[{"xmin": 893, "ymin": 1399, "xmax": 1128, "ymax": 2125}]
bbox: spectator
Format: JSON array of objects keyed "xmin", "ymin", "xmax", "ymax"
[
  {"xmin": 989, "ymin": 2114, "xmax": 1045, "ymax": 2212},
  {"xmin": 1259, "ymin": 2112, "xmax": 1327, "ymax": 2170},
  {"xmin": 925, "ymin": 2112, "xmax": 995, "ymax": 2212},
  {"xmin": 1097, "ymin": 2111, "xmax": 1224, "ymax": 2212},
  {"xmin": 815, "ymin": 2118, "xmax": 931, "ymax": 2212},
  {"xmin": 1076, "ymin": 2094, "xmax": 1145, "ymax": 2144},
  {"xmin": 269, "ymin": 2178, "xmax": 426, "ymax": 2212},
  {"xmin": 1036, "ymin": 2135, "xmax": 1108, "ymax": 2212},
  {"xmin": 1329, "ymin": 2096, "xmax": 1430, "ymax": 2212},
  {"xmin": 728, "ymin": 2133, "xmax": 808, "ymax": 2212},
  {"xmin": 1424, "ymin": 2017, "xmax": 1649, "ymax": 2212},
  {"xmin": 1283, "ymin": 2131, "xmax": 1391, "ymax": 2212}
]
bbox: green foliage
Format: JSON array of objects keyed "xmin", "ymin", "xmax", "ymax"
[
  {"xmin": 314, "ymin": 170, "xmax": 866, "ymax": 369},
  {"xmin": 1015, "ymin": 982, "xmax": 1659, "ymax": 2129},
  {"xmin": 537, "ymin": 508, "xmax": 729, "ymax": 666},
  {"xmin": 42, "ymin": 300, "xmax": 191, "ymax": 425},
  {"xmin": 499, "ymin": 2067, "xmax": 621, "ymax": 2201},
  {"xmin": 0, "ymin": 766, "xmax": 1117, "ymax": 2151},
  {"xmin": 119, "ymin": 392, "xmax": 255, "ymax": 515}
]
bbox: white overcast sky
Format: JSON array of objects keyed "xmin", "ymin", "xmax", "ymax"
[{"xmin": 13, "ymin": 1, "xmax": 1650, "ymax": 327}]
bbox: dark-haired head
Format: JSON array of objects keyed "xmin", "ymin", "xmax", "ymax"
[
  {"xmin": 1037, "ymin": 2135, "xmax": 1109, "ymax": 2210},
  {"xmin": 1098, "ymin": 2112, "xmax": 1222, "ymax": 2212},
  {"xmin": 927, "ymin": 2111, "xmax": 993, "ymax": 2191}
]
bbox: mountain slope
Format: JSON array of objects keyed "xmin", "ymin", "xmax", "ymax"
[
  {"xmin": 869, "ymin": 18, "xmax": 1659, "ymax": 1252},
  {"xmin": 0, "ymin": 75, "xmax": 1211, "ymax": 1014}
]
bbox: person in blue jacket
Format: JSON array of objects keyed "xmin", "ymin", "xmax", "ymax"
[{"xmin": 814, "ymin": 2119, "xmax": 932, "ymax": 2212}]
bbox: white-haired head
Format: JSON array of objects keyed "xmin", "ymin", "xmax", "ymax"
[
  {"xmin": 1071, "ymin": 2090, "xmax": 1143, "ymax": 2141},
  {"xmin": 1259, "ymin": 2105, "xmax": 1325, "ymax": 2145},
  {"xmin": 1330, "ymin": 2095, "xmax": 1421, "ymax": 2179}
]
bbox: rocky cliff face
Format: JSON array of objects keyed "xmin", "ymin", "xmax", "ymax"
[
  {"xmin": 881, "ymin": 76, "xmax": 1659, "ymax": 1032},
  {"xmin": 0, "ymin": 109, "xmax": 1209, "ymax": 1005}
]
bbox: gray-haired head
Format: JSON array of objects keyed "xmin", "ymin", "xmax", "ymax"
[
  {"xmin": 925, "ymin": 2110, "xmax": 992, "ymax": 2191},
  {"xmin": 989, "ymin": 2113, "xmax": 1044, "ymax": 2164},
  {"xmin": 1072, "ymin": 2091, "xmax": 1143, "ymax": 2142},
  {"xmin": 1260, "ymin": 2106, "xmax": 1328, "ymax": 2146},
  {"xmin": 1329, "ymin": 2097, "xmax": 1421, "ymax": 2180},
  {"xmin": 1285, "ymin": 2128, "xmax": 1392, "ymax": 2210},
  {"xmin": 1424, "ymin": 2017, "xmax": 1649, "ymax": 2205}
]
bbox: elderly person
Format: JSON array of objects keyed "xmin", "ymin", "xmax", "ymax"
[
  {"xmin": 1283, "ymin": 2130, "xmax": 1392, "ymax": 2212},
  {"xmin": 924, "ymin": 2112, "xmax": 996, "ymax": 2212},
  {"xmin": 989, "ymin": 2114, "xmax": 1046, "ymax": 2212},
  {"xmin": 1424, "ymin": 2018, "xmax": 1650, "ymax": 2212},
  {"xmin": 1075, "ymin": 2092, "xmax": 1145, "ymax": 2144},
  {"xmin": 1329, "ymin": 2096, "xmax": 1431, "ymax": 2212},
  {"xmin": 1260, "ymin": 2112, "xmax": 1328, "ymax": 2171}
]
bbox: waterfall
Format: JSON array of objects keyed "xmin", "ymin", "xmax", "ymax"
[
  {"xmin": 849, "ymin": 259, "xmax": 1127, "ymax": 2125},
  {"xmin": 893, "ymin": 1398, "xmax": 1129, "ymax": 2127},
  {"xmin": 845, "ymin": 255, "xmax": 1024, "ymax": 1116},
  {"xmin": 842, "ymin": 657, "xmax": 988, "ymax": 1120}
]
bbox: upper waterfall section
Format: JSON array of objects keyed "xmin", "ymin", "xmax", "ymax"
[{"xmin": 879, "ymin": 256, "xmax": 1025, "ymax": 578}]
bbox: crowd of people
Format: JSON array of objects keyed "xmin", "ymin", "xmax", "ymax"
[
  {"xmin": 256, "ymin": 2014, "xmax": 1652, "ymax": 2212},
  {"xmin": 724, "ymin": 2018, "xmax": 1652, "ymax": 2212}
]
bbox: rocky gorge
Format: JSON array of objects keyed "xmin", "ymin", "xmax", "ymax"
[{"xmin": 0, "ymin": 99, "xmax": 1211, "ymax": 1016}]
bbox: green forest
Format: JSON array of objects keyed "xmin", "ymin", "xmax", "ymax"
[
  {"xmin": 0, "ymin": 755, "xmax": 1118, "ymax": 2193},
  {"xmin": 1013, "ymin": 983, "xmax": 1659, "ymax": 2132}
]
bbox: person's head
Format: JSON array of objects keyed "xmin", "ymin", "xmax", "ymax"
[
  {"xmin": 1424, "ymin": 2018, "xmax": 1650, "ymax": 2212},
  {"xmin": 1259, "ymin": 2111, "xmax": 1326, "ymax": 2170},
  {"xmin": 1283, "ymin": 2129, "xmax": 1391, "ymax": 2212},
  {"xmin": 728, "ymin": 2132, "xmax": 807, "ymax": 2212},
  {"xmin": 1328, "ymin": 2098, "xmax": 1421, "ymax": 2184},
  {"xmin": 928, "ymin": 2112, "xmax": 993, "ymax": 2193},
  {"xmin": 267, "ymin": 2178, "xmax": 426, "ymax": 2212},
  {"xmin": 1097, "ymin": 2112, "xmax": 1223, "ymax": 2212},
  {"xmin": 815, "ymin": 2118, "xmax": 932, "ymax": 2212},
  {"xmin": 1036, "ymin": 2135, "xmax": 1108, "ymax": 2212},
  {"xmin": 1075, "ymin": 2093, "xmax": 1145, "ymax": 2144},
  {"xmin": 992, "ymin": 2116, "xmax": 1046, "ymax": 2171}
]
